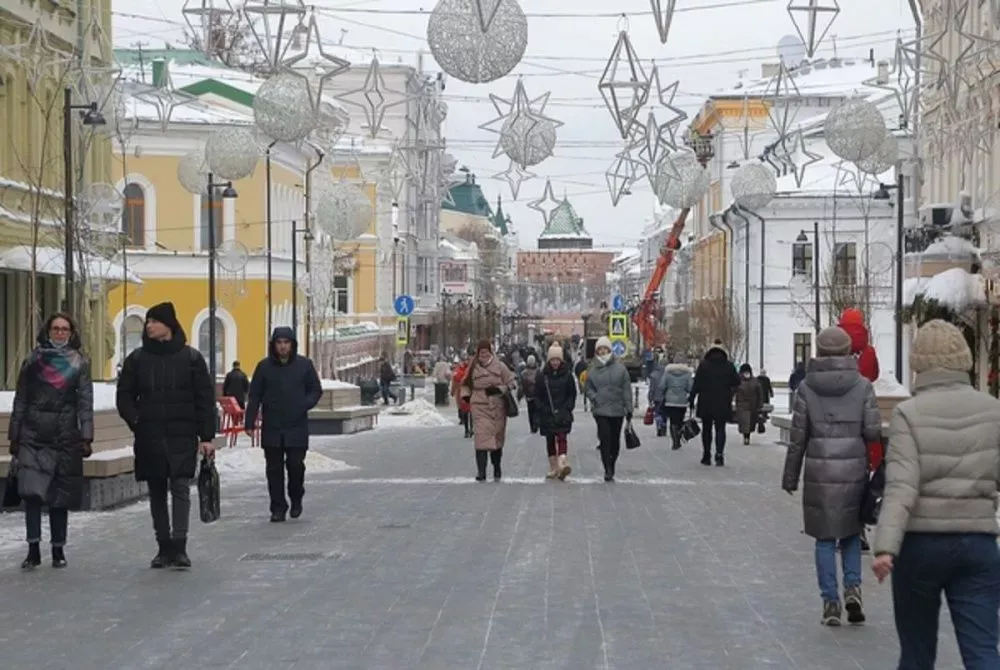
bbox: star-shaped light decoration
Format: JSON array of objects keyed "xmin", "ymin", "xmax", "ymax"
[
  {"xmin": 474, "ymin": 0, "xmax": 503, "ymax": 33},
  {"xmin": 605, "ymin": 145, "xmax": 642, "ymax": 207},
  {"xmin": 478, "ymin": 78, "xmax": 561, "ymax": 168},
  {"xmin": 182, "ymin": 0, "xmax": 238, "ymax": 60},
  {"xmin": 862, "ymin": 37, "xmax": 916, "ymax": 130},
  {"xmin": 290, "ymin": 10, "xmax": 351, "ymax": 110},
  {"xmin": 763, "ymin": 61, "xmax": 803, "ymax": 142},
  {"xmin": 479, "ymin": 78, "xmax": 550, "ymax": 136},
  {"xmin": 335, "ymin": 55, "xmax": 414, "ymax": 138},
  {"xmin": 1, "ymin": 21, "xmax": 76, "ymax": 92},
  {"xmin": 493, "ymin": 159, "xmax": 536, "ymax": 200},
  {"xmin": 787, "ymin": 130, "xmax": 822, "ymax": 189},
  {"xmin": 403, "ymin": 87, "xmax": 446, "ymax": 151},
  {"xmin": 649, "ymin": 0, "xmax": 678, "ymax": 44},
  {"xmin": 955, "ymin": 6, "xmax": 1000, "ymax": 100},
  {"xmin": 74, "ymin": 16, "xmax": 124, "ymax": 134},
  {"xmin": 133, "ymin": 59, "xmax": 198, "ymax": 132},
  {"xmin": 527, "ymin": 178, "xmax": 562, "ymax": 227},
  {"xmin": 241, "ymin": 0, "xmax": 309, "ymax": 76},
  {"xmin": 374, "ymin": 143, "xmax": 410, "ymax": 203},
  {"xmin": 598, "ymin": 30, "xmax": 650, "ymax": 139},
  {"xmin": 645, "ymin": 65, "xmax": 687, "ymax": 149},
  {"xmin": 786, "ymin": 0, "xmax": 840, "ymax": 59},
  {"xmin": 735, "ymin": 91, "xmax": 767, "ymax": 161}
]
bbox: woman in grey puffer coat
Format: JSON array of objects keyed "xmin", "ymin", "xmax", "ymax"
[
  {"xmin": 782, "ymin": 326, "xmax": 881, "ymax": 627},
  {"xmin": 585, "ymin": 336, "xmax": 633, "ymax": 482},
  {"xmin": 658, "ymin": 357, "xmax": 693, "ymax": 450}
]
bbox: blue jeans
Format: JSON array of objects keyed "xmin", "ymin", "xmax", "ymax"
[
  {"xmin": 815, "ymin": 534, "xmax": 861, "ymax": 602},
  {"xmin": 892, "ymin": 533, "xmax": 1000, "ymax": 670}
]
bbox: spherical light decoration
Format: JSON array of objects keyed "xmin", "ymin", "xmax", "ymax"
[
  {"xmin": 731, "ymin": 163, "xmax": 778, "ymax": 211},
  {"xmin": 856, "ymin": 132, "xmax": 899, "ymax": 175},
  {"xmin": 655, "ymin": 150, "xmax": 710, "ymax": 209},
  {"xmin": 426, "ymin": 0, "xmax": 528, "ymax": 84},
  {"xmin": 314, "ymin": 182, "xmax": 374, "ymax": 241},
  {"xmin": 824, "ymin": 96, "xmax": 887, "ymax": 162},
  {"xmin": 177, "ymin": 148, "xmax": 209, "ymax": 195},
  {"xmin": 252, "ymin": 73, "xmax": 316, "ymax": 143},
  {"xmin": 206, "ymin": 126, "xmax": 262, "ymax": 181},
  {"xmin": 499, "ymin": 113, "xmax": 557, "ymax": 167}
]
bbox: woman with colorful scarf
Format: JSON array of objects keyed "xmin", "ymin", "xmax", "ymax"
[{"xmin": 7, "ymin": 313, "xmax": 93, "ymax": 570}]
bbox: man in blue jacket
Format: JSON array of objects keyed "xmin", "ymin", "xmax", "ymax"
[{"xmin": 245, "ymin": 327, "xmax": 322, "ymax": 522}]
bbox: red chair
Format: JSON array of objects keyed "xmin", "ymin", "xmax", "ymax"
[{"xmin": 218, "ymin": 397, "xmax": 245, "ymax": 448}]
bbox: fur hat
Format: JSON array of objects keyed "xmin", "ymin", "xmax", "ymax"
[
  {"xmin": 526, "ymin": 354, "xmax": 536, "ymax": 366},
  {"xmin": 910, "ymin": 319, "xmax": 972, "ymax": 374},
  {"xmin": 816, "ymin": 326, "xmax": 852, "ymax": 356},
  {"xmin": 595, "ymin": 336, "xmax": 613, "ymax": 353},
  {"xmin": 547, "ymin": 344, "xmax": 563, "ymax": 361},
  {"xmin": 145, "ymin": 302, "xmax": 180, "ymax": 333},
  {"xmin": 475, "ymin": 339, "xmax": 492, "ymax": 354}
]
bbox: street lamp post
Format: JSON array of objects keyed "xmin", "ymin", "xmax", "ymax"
[
  {"xmin": 206, "ymin": 173, "xmax": 238, "ymax": 385},
  {"xmin": 874, "ymin": 179, "xmax": 906, "ymax": 383},
  {"xmin": 61, "ymin": 88, "xmax": 106, "ymax": 314},
  {"xmin": 290, "ymin": 219, "xmax": 313, "ymax": 336},
  {"xmin": 440, "ymin": 289, "xmax": 450, "ymax": 351},
  {"xmin": 796, "ymin": 223, "xmax": 822, "ymax": 335},
  {"xmin": 265, "ymin": 140, "xmax": 277, "ymax": 333}
]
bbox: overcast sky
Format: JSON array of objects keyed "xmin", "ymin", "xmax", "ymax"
[{"xmin": 113, "ymin": 0, "xmax": 917, "ymax": 251}]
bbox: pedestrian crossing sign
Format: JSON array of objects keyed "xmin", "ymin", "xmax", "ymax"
[
  {"xmin": 608, "ymin": 314, "xmax": 628, "ymax": 341},
  {"xmin": 396, "ymin": 317, "xmax": 409, "ymax": 345}
]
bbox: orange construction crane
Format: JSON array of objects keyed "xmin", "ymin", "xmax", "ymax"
[{"xmin": 631, "ymin": 208, "xmax": 690, "ymax": 347}]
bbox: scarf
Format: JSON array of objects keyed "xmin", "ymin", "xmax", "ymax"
[{"xmin": 34, "ymin": 343, "xmax": 83, "ymax": 391}]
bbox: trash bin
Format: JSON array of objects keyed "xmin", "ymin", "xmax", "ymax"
[
  {"xmin": 434, "ymin": 381, "xmax": 449, "ymax": 406},
  {"xmin": 358, "ymin": 379, "xmax": 380, "ymax": 406}
]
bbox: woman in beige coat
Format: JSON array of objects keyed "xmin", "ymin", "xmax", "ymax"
[{"xmin": 462, "ymin": 340, "xmax": 516, "ymax": 481}]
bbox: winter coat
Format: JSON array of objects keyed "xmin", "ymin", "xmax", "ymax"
[
  {"xmin": 379, "ymin": 361, "xmax": 396, "ymax": 384},
  {"xmin": 788, "ymin": 363, "xmax": 806, "ymax": 392},
  {"xmin": 647, "ymin": 365, "xmax": 665, "ymax": 404},
  {"xmin": 433, "ymin": 361, "xmax": 452, "ymax": 384},
  {"xmin": 461, "ymin": 356, "xmax": 516, "ymax": 451},
  {"xmin": 116, "ymin": 326, "xmax": 216, "ymax": 482},
  {"xmin": 451, "ymin": 363, "xmax": 471, "ymax": 413},
  {"xmin": 782, "ymin": 356, "xmax": 881, "ymax": 540},
  {"xmin": 659, "ymin": 364, "xmax": 693, "ymax": 407},
  {"xmin": 245, "ymin": 327, "xmax": 323, "ymax": 449},
  {"xmin": 536, "ymin": 362, "xmax": 577, "ymax": 436},
  {"xmin": 838, "ymin": 309, "xmax": 880, "ymax": 382},
  {"xmin": 519, "ymin": 365, "xmax": 539, "ymax": 401},
  {"xmin": 873, "ymin": 369, "xmax": 1000, "ymax": 557},
  {"xmin": 757, "ymin": 374, "xmax": 773, "ymax": 405},
  {"xmin": 585, "ymin": 357, "xmax": 633, "ymax": 418},
  {"xmin": 689, "ymin": 345, "xmax": 740, "ymax": 421},
  {"xmin": 734, "ymin": 376, "xmax": 763, "ymax": 435},
  {"xmin": 222, "ymin": 368, "xmax": 249, "ymax": 405},
  {"xmin": 8, "ymin": 331, "xmax": 94, "ymax": 508}
]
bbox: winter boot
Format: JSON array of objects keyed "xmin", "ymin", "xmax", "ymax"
[
  {"xmin": 51, "ymin": 546, "xmax": 67, "ymax": 569},
  {"xmin": 171, "ymin": 538, "xmax": 191, "ymax": 570},
  {"xmin": 290, "ymin": 501, "xmax": 303, "ymax": 519},
  {"xmin": 545, "ymin": 456, "xmax": 559, "ymax": 479},
  {"xmin": 670, "ymin": 426, "xmax": 682, "ymax": 450},
  {"xmin": 700, "ymin": 448, "xmax": 712, "ymax": 466},
  {"xmin": 656, "ymin": 426, "xmax": 666, "ymax": 437},
  {"xmin": 270, "ymin": 510, "xmax": 287, "ymax": 523},
  {"xmin": 715, "ymin": 454, "xmax": 725, "ymax": 467},
  {"xmin": 743, "ymin": 434, "xmax": 750, "ymax": 445},
  {"xmin": 475, "ymin": 451, "xmax": 488, "ymax": 481},
  {"xmin": 821, "ymin": 601, "xmax": 842, "ymax": 626},
  {"xmin": 557, "ymin": 455, "xmax": 572, "ymax": 480},
  {"xmin": 21, "ymin": 542, "xmax": 41, "ymax": 570},
  {"xmin": 844, "ymin": 586, "xmax": 865, "ymax": 624},
  {"xmin": 150, "ymin": 541, "xmax": 172, "ymax": 569},
  {"xmin": 493, "ymin": 462, "xmax": 502, "ymax": 482}
]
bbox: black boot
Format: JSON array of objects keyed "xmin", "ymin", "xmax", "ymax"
[
  {"xmin": 475, "ymin": 451, "xmax": 488, "ymax": 481},
  {"xmin": 290, "ymin": 500, "xmax": 303, "ymax": 519},
  {"xmin": 670, "ymin": 426, "xmax": 682, "ymax": 450},
  {"xmin": 270, "ymin": 510, "xmax": 286, "ymax": 522},
  {"xmin": 715, "ymin": 454, "xmax": 725, "ymax": 467},
  {"xmin": 700, "ymin": 448, "xmax": 712, "ymax": 466},
  {"xmin": 171, "ymin": 538, "xmax": 191, "ymax": 570},
  {"xmin": 21, "ymin": 542, "xmax": 41, "ymax": 570},
  {"xmin": 51, "ymin": 546, "xmax": 67, "ymax": 569},
  {"xmin": 150, "ymin": 540, "xmax": 172, "ymax": 569}
]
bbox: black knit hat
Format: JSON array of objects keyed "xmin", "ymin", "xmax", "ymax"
[{"xmin": 145, "ymin": 302, "xmax": 180, "ymax": 333}]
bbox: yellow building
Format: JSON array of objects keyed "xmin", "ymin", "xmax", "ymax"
[{"xmin": 0, "ymin": 0, "xmax": 120, "ymax": 387}]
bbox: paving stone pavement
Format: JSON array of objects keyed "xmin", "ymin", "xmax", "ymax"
[{"xmin": 0, "ymin": 406, "xmax": 967, "ymax": 669}]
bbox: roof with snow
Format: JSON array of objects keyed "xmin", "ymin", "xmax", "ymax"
[
  {"xmin": 716, "ymin": 57, "xmax": 885, "ymax": 99},
  {"xmin": 540, "ymin": 198, "xmax": 590, "ymax": 240}
]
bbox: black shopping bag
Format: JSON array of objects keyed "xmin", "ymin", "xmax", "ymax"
[
  {"xmin": 624, "ymin": 421, "xmax": 641, "ymax": 450},
  {"xmin": 680, "ymin": 418, "xmax": 701, "ymax": 442},
  {"xmin": 197, "ymin": 457, "xmax": 221, "ymax": 524},
  {"xmin": 1, "ymin": 459, "xmax": 20, "ymax": 509}
]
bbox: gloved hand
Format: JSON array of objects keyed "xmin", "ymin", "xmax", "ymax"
[
  {"xmin": 484, "ymin": 386, "xmax": 503, "ymax": 396},
  {"xmin": 8, "ymin": 442, "xmax": 18, "ymax": 456},
  {"xmin": 625, "ymin": 413, "xmax": 633, "ymax": 423},
  {"xmin": 81, "ymin": 442, "xmax": 93, "ymax": 458}
]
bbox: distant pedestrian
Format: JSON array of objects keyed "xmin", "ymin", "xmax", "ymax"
[
  {"xmin": 757, "ymin": 368, "xmax": 773, "ymax": 406},
  {"xmin": 659, "ymin": 356, "xmax": 693, "ymax": 450},
  {"xmin": 116, "ymin": 302, "xmax": 216, "ymax": 570},
  {"xmin": 222, "ymin": 360, "xmax": 249, "ymax": 409},
  {"xmin": 519, "ymin": 355, "xmax": 540, "ymax": 433},
  {"xmin": 688, "ymin": 339, "xmax": 740, "ymax": 466},
  {"xmin": 7, "ymin": 313, "xmax": 93, "ymax": 570},
  {"xmin": 872, "ymin": 319, "xmax": 1000, "ymax": 666},
  {"xmin": 537, "ymin": 344, "xmax": 576, "ymax": 480},
  {"xmin": 378, "ymin": 355, "xmax": 397, "ymax": 405},
  {"xmin": 782, "ymin": 326, "xmax": 881, "ymax": 626},
  {"xmin": 788, "ymin": 361, "xmax": 806, "ymax": 408},
  {"xmin": 574, "ymin": 356, "xmax": 589, "ymax": 411},
  {"xmin": 245, "ymin": 327, "xmax": 323, "ymax": 523},
  {"xmin": 735, "ymin": 363, "xmax": 763, "ymax": 446},
  {"xmin": 647, "ymin": 358, "xmax": 667, "ymax": 437},
  {"xmin": 585, "ymin": 336, "xmax": 633, "ymax": 482},
  {"xmin": 461, "ymin": 340, "xmax": 516, "ymax": 481},
  {"xmin": 452, "ymin": 355, "xmax": 473, "ymax": 438},
  {"xmin": 838, "ymin": 308, "xmax": 880, "ymax": 382}
]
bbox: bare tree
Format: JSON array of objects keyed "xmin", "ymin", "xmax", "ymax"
[
  {"xmin": 184, "ymin": 13, "xmax": 268, "ymax": 73},
  {"xmin": 306, "ymin": 237, "xmax": 358, "ymax": 378},
  {"xmin": 667, "ymin": 297, "xmax": 746, "ymax": 362},
  {"xmin": 453, "ymin": 222, "xmax": 508, "ymax": 303}
]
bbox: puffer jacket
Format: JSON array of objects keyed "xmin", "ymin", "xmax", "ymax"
[
  {"xmin": 782, "ymin": 356, "xmax": 881, "ymax": 540},
  {"xmin": 647, "ymin": 364, "xmax": 665, "ymax": 404},
  {"xmin": 585, "ymin": 357, "xmax": 633, "ymax": 418},
  {"xmin": 659, "ymin": 363, "xmax": 693, "ymax": 407},
  {"xmin": 873, "ymin": 369, "xmax": 1000, "ymax": 557}
]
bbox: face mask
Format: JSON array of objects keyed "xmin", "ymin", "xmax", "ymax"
[
  {"xmin": 597, "ymin": 354, "xmax": 611, "ymax": 365},
  {"xmin": 50, "ymin": 339, "xmax": 68, "ymax": 349}
]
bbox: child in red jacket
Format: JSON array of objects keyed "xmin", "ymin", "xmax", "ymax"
[{"xmin": 837, "ymin": 308, "xmax": 884, "ymax": 470}]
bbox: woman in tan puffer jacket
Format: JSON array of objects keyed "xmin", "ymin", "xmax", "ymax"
[{"xmin": 461, "ymin": 340, "xmax": 516, "ymax": 481}]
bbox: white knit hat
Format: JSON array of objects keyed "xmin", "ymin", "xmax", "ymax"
[
  {"xmin": 595, "ymin": 336, "xmax": 613, "ymax": 353},
  {"xmin": 547, "ymin": 344, "xmax": 563, "ymax": 361},
  {"xmin": 910, "ymin": 319, "xmax": 973, "ymax": 374}
]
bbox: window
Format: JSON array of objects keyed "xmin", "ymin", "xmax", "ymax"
[
  {"xmin": 793, "ymin": 333, "xmax": 812, "ymax": 367},
  {"xmin": 197, "ymin": 317, "xmax": 226, "ymax": 374},
  {"xmin": 123, "ymin": 315, "xmax": 144, "ymax": 356},
  {"xmin": 833, "ymin": 242, "xmax": 857, "ymax": 286},
  {"xmin": 441, "ymin": 263, "xmax": 466, "ymax": 283},
  {"xmin": 122, "ymin": 183, "xmax": 145, "ymax": 247},
  {"xmin": 199, "ymin": 197, "xmax": 224, "ymax": 250},
  {"xmin": 792, "ymin": 241, "xmax": 813, "ymax": 277},
  {"xmin": 333, "ymin": 275, "xmax": 350, "ymax": 314}
]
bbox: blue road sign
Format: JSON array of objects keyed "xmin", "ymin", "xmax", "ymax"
[
  {"xmin": 612, "ymin": 294, "xmax": 624, "ymax": 312},
  {"xmin": 611, "ymin": 341, "xmax": 627, "ymax": 357},
  {"xmin": 394, "ymin": 294, "xmax": 415, "ymax": 316}
]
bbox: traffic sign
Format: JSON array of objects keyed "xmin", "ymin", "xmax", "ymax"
[
  {"xmin": 612, "ymin": 294, "xmax": 624, "ymax": 312},
  {"xmin": 394, "ymin": 294, "xmax": 415, "ymax": 316},
  {"xmin": 396, "ymin": 317, "xmax": 409, "ymax": 345},
  {"xmin": 611, "ymin": 341, "xmax": 627, "ymax": 357},
  {"xmin": 608, "ymin": 313, "xmax": 628, "ymax": 341}
]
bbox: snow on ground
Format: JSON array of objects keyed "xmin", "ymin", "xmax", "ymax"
[
  {"xmin": 380, "ymin": 398, "xmax": 453, "ymax": 428},
  {"xmin": 321, "ymin": 379, "xmax": 356, "ymax": 390},
  {"xmin": 0, "ymin": 382, "xmax": 118, "ymax": 413},
  {"xmin": 214, "ymin": 444, "xmax": 357, "ymax": 481}
]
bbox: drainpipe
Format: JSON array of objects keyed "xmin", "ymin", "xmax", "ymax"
[
  {"xmin": 736, "ymin": 206, "xmax": 767, "ymax": 369},
  {"xmin": 303, "ymin": 145, "xmax": 325, "ymax": 358},
  {"xmin": 711, "ymin": 209, "xmax": 735, "ymax": 336},
  {"xmin": 729, "ymin": 205, "xmax": 752, "ymax": 362}
]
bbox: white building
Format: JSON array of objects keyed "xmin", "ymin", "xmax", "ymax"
[{"xmin": 438, "ymin": 233, "xmax": 480, "ymax": 300}]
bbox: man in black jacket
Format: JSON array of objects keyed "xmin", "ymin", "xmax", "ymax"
[
  {"xmin": 116, "ymin": 302, "xmax": 216, "ymax": 570},
  {"xmin": 245, "ymin": 327, "xmax": 322, "ymax": 522},
  {"xmin": 222, "ymin": 360, "xmax": 249, "ymax": 408},
  {"xmin": 688, "ymin": 339, "xmax": 740, "ymax": 467}
]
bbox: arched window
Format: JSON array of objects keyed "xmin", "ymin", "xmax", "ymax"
[
  {"xmin": 199, "ymin": 197, "xmax": 223, "ymax": 251},
  {"xmin": 198, "ymin": 317, "xmax": 226, "ymax": 374},
  {"xmin": 123, "ymin": 315, "xmax": 144, "ymax": 355},
  {"xmin": 122, "ymin": 183, "xmax": 145, "ymax": 247}
]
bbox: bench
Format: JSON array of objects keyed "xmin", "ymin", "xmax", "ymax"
[
  {"xmin": 770, "ymin": 414, "xmax": 890, "ymax": 447},
  {"xmin": 308, "ymin": 384, "xmax": 378, "ymax": 435}
]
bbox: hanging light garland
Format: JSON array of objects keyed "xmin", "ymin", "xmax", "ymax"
[{"xmin": 426, "ymin": 0, "xmax": 527, "ymax": 84}]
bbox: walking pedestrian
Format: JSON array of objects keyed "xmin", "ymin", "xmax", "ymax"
[
  {"xmin": 378, "ymin": 355, "xmax": 397, "ymax": 405},
  {"xmin": 519, "ymin": 355, "xmax": 540, "ymax": 433},
  {"xmin": 871, "ymin": 319, "xmax": 1000, "ymax": 666},
  {"xmin": 7, "ymin": 313, "xmax": 93, "ymax": 570},
  {"xmin": 222, "ymin": 360, "xmax": 249, "ymax": 409},
  {"xmin": 837, "ymin": 308, "xmax": 880, "ymax": 382},
  {"xmin": 647, "ymin": 357, "xmax": 667, "ymax": 437},
  {"xmin": 574, "ymin": 356, "xmax": 589, "ymax": 411},
  {"xmin": 461, "ymin": 340, "xmax": 516, "ymax": 481},
  {"xmin": 688, "ymin": 339, "xmax": 740, "ymax": 466},
  {"xmin": 660, "ymin": 356, "xmax": 693, "ymax": 450},
  {"xmin": 116, "ymin": 302, "xmax": 216, "ymax": 569},
  {"xmin": 782, "ymin": 325, "xmax": 881, "ymax": 626},
  {"xmin": 735, "ymin": 363, "xmax": 763, "ymax": 446},
  {"xmin": 244, "ymin": 326, "xmax": 323, "ymax": 522},
  {"xmin": 452, "ymin": 355, "xmax": 473, "ymax": 438},
  {"xmin": 537, "ymin": 344, "xmax": 576, "ymax": 480},
  {"xmin": 585, "ymin": 336, "xmax": 633, "ymax": 482}
]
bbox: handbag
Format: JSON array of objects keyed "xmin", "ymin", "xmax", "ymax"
[
  {"xmin": 2, "ymin": 458, "xmax": 21, "ymax": 509},
  {"xmin": 756, "ymin": 417, "xmax": 767, "ymax": 434},
  {"xmin": 860, "ymin": 462, "xmax": 886, "ymax": 525},
  {"xmin": 503, "ymin": 389, "xmax": 519, "ymax": 418},
  {"xmin": 624, "ymin": 420, "xmax": 641, "ymax": 450},
  {"xmin": 643, "ymin": 406, "xmax": 655, "ymax": 426},
  {"xmin": 680, "ymin": 417, "xmax": 701, "ymax": 442},
  {"xmin": 197, "ymin": 456, "xmax": 221, "ymax": 524}
]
